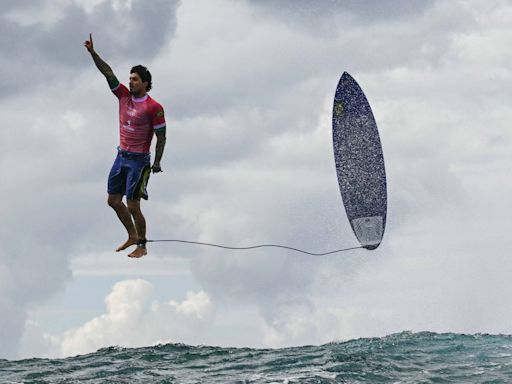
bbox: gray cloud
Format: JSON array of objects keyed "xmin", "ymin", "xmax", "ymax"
[
  {"xmin": 1, "ymin": 0, "xmax": 35, "ymax": 12},
  {"xmin": 250, "ymin": 0, "xmax": 435, "ymax": 22},
  {"xmin": 0, "ymin": 0, "xmax": 180, "ymax": 98}
]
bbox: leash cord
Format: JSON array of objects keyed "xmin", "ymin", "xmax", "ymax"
[{"xmin": 146, "ymin": 239, "xmax": 363, "ymax": 256}]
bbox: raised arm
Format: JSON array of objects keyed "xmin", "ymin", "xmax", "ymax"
[{"xmin": 84, "ymin": 33, "xmax": 119, "ymax": 89}]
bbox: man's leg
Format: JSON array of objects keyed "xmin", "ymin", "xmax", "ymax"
[
  {"xmin": 126, "ymin": 199, "xmax": 147, "ymax": 258},
  {"xmin": 107, "ymin": 194, "xmax": 139, "ymax": 251}
]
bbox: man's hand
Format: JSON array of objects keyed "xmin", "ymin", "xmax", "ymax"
[
  {"xmin": 152, "ymin": 163, "xmax": 163, "ymax": 173},
  {"xmin": 84, "ymin": 33, "xmax": 94, "ymax": 53}
]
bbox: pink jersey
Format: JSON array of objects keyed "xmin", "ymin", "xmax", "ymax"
[{"xmin": 111, "ymin": 83, "xmax": 166, "ymax": 153}]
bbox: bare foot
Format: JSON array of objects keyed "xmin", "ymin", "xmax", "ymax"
[
  {"xmin": 116, "ymin": 237, "xmax": 138, "ymax": 252},
  {"xmin": 128, "ymin": 246, "xmax": 147, "ymax": 258}
]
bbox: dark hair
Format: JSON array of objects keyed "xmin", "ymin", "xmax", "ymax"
[{"xmin": 130, "ymin": 65, "xmax": 152, "ymax": 91}]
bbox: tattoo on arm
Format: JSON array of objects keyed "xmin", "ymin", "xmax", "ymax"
[
  {"xmin": 90, "ymin": 51, "xmax": 117, "ymax": 85},
  {"xmin": 154, "ymin": 131, "xmax": 166, "ymax": 165}
]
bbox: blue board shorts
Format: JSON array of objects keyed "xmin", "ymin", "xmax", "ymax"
[{"xmin": 108, "ymin": 148, "xmax": 151, "ymax": 200}]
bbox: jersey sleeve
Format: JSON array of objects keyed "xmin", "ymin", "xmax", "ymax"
[
  {"xmin": 111, "ymin": 82, "xmax": 130, "ymax": 99},
  {"xmin": 151, "ymin": 102, "xmax": 166, "ymax": 131}
]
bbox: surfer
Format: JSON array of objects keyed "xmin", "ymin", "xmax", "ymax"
[{"xmin": 84, "ymin": 33, "xmax": 166, "ymax": 258}]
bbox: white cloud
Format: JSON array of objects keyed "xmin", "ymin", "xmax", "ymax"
[
  {"xmin": 170, "ymin": 291, "xmax": 212, "ymax": 319},
  {"xmin": 23, "ymin": 280, "xmax": 214, "ymax": 358}
]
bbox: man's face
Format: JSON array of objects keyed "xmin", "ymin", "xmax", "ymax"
[{"xmin": 129, "ymin": 72, "xmax": 147, "ymax": 95}]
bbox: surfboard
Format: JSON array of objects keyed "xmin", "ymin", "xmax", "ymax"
[{"xmin": 332, "ymin": 72, "xmax": 387, "ymax": 250}]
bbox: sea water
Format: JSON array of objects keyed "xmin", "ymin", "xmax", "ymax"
[{"xmin": 1, "ymin": 332, "xmax": 512, "ymax": 383}]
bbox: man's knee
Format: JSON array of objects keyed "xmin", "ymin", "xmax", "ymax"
[{"xmin": 107, "ymin": 194, "xmax": 123, "ymax": 209}]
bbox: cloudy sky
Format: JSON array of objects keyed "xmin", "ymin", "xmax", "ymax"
[{"xmin": 1, "ymin": 0, "xmax": 511, "ymax": 359}]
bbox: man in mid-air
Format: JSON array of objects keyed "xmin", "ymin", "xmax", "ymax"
[{"xmin": 84, "ymin": 33, "xmax": 166, "ymax": 258}]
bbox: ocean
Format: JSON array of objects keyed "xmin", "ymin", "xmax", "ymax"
[{"xmin": 1, "ymin": 332, "xmax": 511, "ymax": 383}]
